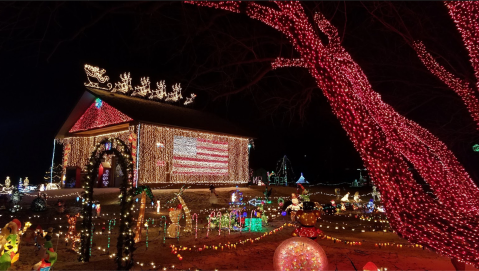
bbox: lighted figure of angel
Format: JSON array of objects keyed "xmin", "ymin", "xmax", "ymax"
[{"xmin": 340, "ymin": 192, "xmax": 350, "ymax": 202}]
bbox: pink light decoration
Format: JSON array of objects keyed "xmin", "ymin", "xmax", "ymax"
[
  {"xmin": 191, "ymin": 213, "xmax": 198, "ymax": 240},
  {"xmin": 273, "ymin": 237, "xmax": 328, "ymax": 271},
  {"xmin": 217, "ymin": 211, "xmax": 222, "ymax": 236},
  {"xmin": 206, "ymin": 211, "xmax": 215, "ymax": 238},
  {"xmin": 190, "ymin": 1, "xmax": 479, "ymax": 266},
  {"xmin": 69, "ymin": 100, "xmax": 133, "ymax": 133}
]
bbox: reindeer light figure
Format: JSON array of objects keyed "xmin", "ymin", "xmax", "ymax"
[
  {"xmin": 165, "ymin": 83, "xmax": 183, "ymax": 102},
  {"xmin": 150, "ymin": 80, "xmax": 167, "ymax": 100},
  {"xmin": 66, "ymin": 213, "xmax": 81, "ymax": 250},
  {"xmin": 112, "ymin": 72, "xmax": 132, "ymax": 94},
  {"xmin": 131, "ymin": 77, "xmax": 151, "ymax": 97}
]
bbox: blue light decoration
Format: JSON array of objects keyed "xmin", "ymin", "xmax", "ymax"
[
  {"xmin": 136, "ymin": 198, "xmax": 139, "ymax": 203},
  {"xmin": 92, "ymin": 204, "xmax": 96, "ymax": 208},
  {"xmin": 104, "ymin": 142, "xmax": 112, "ymax": 151},
  {"xmin": 281, "ymin": 211, "xmax": 287, "ymax": 216},
  {"xmin": 95, "ymin": 98, "xmax": 103, "ymax": 109},
  {"xmin": 76, "ymin": 197, "xmax": 80, "ymax": 202},
  {"xmin": 248, "ymin": 198, "xmax": 263, "ymax": 206}
]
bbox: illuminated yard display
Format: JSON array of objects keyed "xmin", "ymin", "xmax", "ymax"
[
  {"xmin": 245, "ymin": 218, "xmax": 262, "ymax": 232},
  {"xmin": 189, "ymin": 1, "xmax": 479, "ymax": 266}
]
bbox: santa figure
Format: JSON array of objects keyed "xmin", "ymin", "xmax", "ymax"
[{"xmin": 285, "ymin": 193, "xmax": 303, "ymax": 221}]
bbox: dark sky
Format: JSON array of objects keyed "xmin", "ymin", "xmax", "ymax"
[{"xmin": 1, "ymin": 2, "xmax": 479, "ymax": 185}]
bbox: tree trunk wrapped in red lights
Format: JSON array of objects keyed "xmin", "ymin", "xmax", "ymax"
[{"xmin": 189, "ymin": 1, "xmax": 479, "ymax": 266}]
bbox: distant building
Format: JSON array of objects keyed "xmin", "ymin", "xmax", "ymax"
[{"xmin": 56, "ymin": 87, "xmax": 251, "ymax": 188}]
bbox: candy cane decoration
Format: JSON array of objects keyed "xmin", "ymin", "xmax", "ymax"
[
  {"xmin": 191, "ymin": 213, "xmax": 198, "ymax": 240},
  {"xmin": 206, "ymin": 211, "xmax": 215, "ymax": 238},
  {"xmin": 217, "ymin": 211, "xmax": 222, "ymax": 236},
  {"xmin": 250, "ymin": 210, "xmax": 255, "ymax": 232}
]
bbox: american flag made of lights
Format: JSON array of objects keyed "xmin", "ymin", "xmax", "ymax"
[{"xmin": 172, "ymin": 136, "xmax": 229, "ymax": 175}]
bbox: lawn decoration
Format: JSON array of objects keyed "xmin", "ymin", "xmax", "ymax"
[
  {"xmin": 341, "ymin": 192, "xmax": 350, "ymax": 202},
  {"xmin": 9, "ymin": 188, "xmax": 23, "ymax": 213},
  {"xmin": 33, "ymin": 235, "xmax": 58, "ymax": 271},
  {"xmin": 264, "ymin": 187, "xmax": 273, "ymax": 202},
  {"xmin": 56, "ymin": 200, "xmax": 65, "ymax": 214},
  {"xmin": 66, "ymin": 213, "xmax": 80, "ymax": 251},
  {"xmin": 353, "ymin": 191, "xmax": 361, "ymax": 203},
  {"xmin": 229, "ymin": 186, "xmax": 244, "ymax": 206},
  {"xmin": 334, "ymin": 188, "xmax": 340, "ymax": 198},
  {"xmin": 23, "ymin": 178, "xmax": 29, "ymax": 188},
  {"xmin": 166, "ymin": 186, "xmax": 192, "ymax": 235},
  {"xmin": 134, "ymin": 191, "xmax": 147, "ymax": 243},
  {"xmin": 292, "ymin": 202, "xmax": 323, "ymax": 239},
  {"xmin": 278, "ymin": 198, "xmax": 284, "ymax": 208},
  {"xmin": 0, "ymin": 219, "xmax": 21, "ymax": 271},
  {"xmin": 285, "ymin": 193, "xmax": 302, "ymax": 221},
  {"xmin": 245, "ymin": 217, "xmax": 262, "ymax": 232},
  {"xmin": 273, "ymin": 237, "xmax": 328, "ymax": 271},
  {"xmin": 167, "ymin": 206, "xmax": 182, "ymax": 239},
  {"xmin": 4, "ymin": 177, "xmax": 10, "ymax": 189},
  {"xmin": 31, "ymin": 193, "xmax": 47, "ymax": 212},
  {"xmin": 298, "ymin": 184, "xmax": 310, "ymax": 202}
]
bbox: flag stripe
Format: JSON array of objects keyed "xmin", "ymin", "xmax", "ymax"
[{"xmin": 173, "ymin": 135, "xmax": 229, "ymax": 176}]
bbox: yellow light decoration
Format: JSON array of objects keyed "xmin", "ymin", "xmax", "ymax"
[
  {"xmin": 138, "ymin": 124, "xmax": 248, "ymax": 184},
  {"xmin": 177, "ymin": 195, "xmax": 192, "ymax": 234},
  {"xmin": 134, "ymin": 191, "xmax": 147, "ymax": 243}
]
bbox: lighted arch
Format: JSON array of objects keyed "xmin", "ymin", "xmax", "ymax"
[{"xmin": 79, "ymin": 137, "xmax": 135, "ymax": 270}]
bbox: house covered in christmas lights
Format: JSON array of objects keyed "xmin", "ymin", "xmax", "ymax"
[{"xmin": 56, "ymin": 87, "xmax": 251, "ymax": 188}]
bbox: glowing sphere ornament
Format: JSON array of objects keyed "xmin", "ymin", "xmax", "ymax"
[{"xmin": 273, "ymin": 237, "xmax": 328, "ymax": 271}]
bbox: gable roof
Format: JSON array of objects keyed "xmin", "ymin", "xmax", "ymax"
[
  {"xmin": 69, "ymin": 99, "xmax": 133, "ymax": 133},
  {"xmin": 56, "ymin": 87, "xmax": 252, "ymax": 139}
]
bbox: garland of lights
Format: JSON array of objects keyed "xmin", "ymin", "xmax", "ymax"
[
  {"xmin": 79, "ymin": 137, "xmax": 135, "ymax": 270},
  {"xmin": 189, "ymin": 1, "xmax": 479, "ymax": 266}
]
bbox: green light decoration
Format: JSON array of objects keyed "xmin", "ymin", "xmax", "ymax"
[
  {"xmin": 473, "ymin": 144, "xmax": 479, "ymax": 152},
  {"xmin": 245, "ymin": 218, "xmax": 262, "ymax": 232}
]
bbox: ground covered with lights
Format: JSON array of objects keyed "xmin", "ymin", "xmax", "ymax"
[{"xmin": 4, "ymin": 186, "xmax": 479, "ymax": 270}]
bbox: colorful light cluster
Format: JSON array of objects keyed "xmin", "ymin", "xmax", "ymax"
[
  {"xmin": 191, "ymin": 1, "xmax": 479, "ymax": 266},
  {"xmin": 273, "ymin": 237, "xmax": 328, "ymax": 271},
  {"xmin": 138, "ymin": 124, "xmax": 248, "ymax": 184},
  {"xmin": 69, "ymin": 100, "xmax": 133, "ymax": 133}
]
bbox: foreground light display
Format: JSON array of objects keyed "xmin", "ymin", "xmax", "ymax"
[
  {"xmin": 190, "ymin": 1, "xmax": 479, "ymax": 266},
  {"xmin": 273, "ymin": 237, "xmax": 328, "ymax": 271}
]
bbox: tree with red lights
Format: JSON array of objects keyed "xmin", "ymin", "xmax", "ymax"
[{"xmin": 189, "ymin": 1, "xmax": 479, "ymax": 266}]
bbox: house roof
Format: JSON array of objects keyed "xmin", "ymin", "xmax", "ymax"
[{"xmin": 56, "ymin": 87, "xmax": 253, "ymax": 139}]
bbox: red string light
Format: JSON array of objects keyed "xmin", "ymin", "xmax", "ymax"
[
  {"xmin": 69, "ymin": 100, "xmax": 133, "ymax": 133},
  {"xmin": 413, "ymin": 1, "xmax": 479, "ymax": 129},
  {"xmin": 190, "ymin": 1, "xmax": 479, "ymax": 266}
]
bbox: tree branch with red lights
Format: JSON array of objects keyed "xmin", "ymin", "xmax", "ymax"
[{"xmin": 188, "ymin": 1, "xmax": 479, "ymax": 266}]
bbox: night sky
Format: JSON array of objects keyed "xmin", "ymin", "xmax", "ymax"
[{"xmin": 1, "ymin": 2, "xmax": 479, "ymax": 185}]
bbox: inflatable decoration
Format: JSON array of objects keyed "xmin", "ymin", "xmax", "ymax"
[
  {"xmin": 32, "ymin": 235, "xmax": 57, "ymax": 271},
  {"xmin": 273, "ymin": 237, "xmax": 328, "ymax": 271},
  {"xmin": 0, "ymin": 219, "xmax": 21, "ymax": 271},
  {"xmin": 285, "ymin": 194, "xmax": 302, "ymax": 221},
  {"xmin": 292, "ymin": 202, "xmax": 323, "ymax": 239},
  {"xmin": 363, "ymin": 262, "xmax": 378, "ymax": 271}
]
